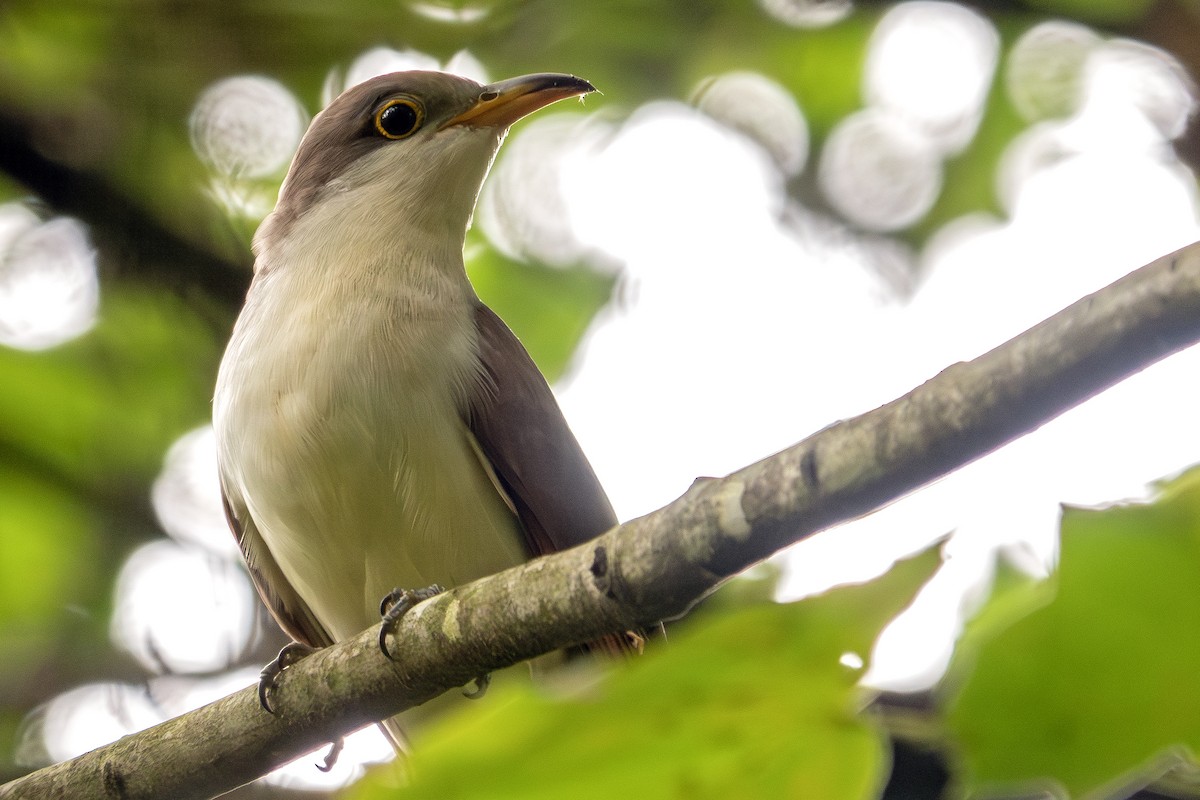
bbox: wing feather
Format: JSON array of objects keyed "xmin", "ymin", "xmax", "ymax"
[
  {"xmin": 466, "ymin": 303, "xmax": 617, "ymax": 556},
  {"xmin": 467, "ymin": 304, "xmax": 644, "ymax": 656},
  {"xmin": 220, "ymin": 485, "xmax": 332, "ymax": 649}
]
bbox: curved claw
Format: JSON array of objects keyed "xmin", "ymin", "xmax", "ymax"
[
  {"xmin": 378, "ymin": 584, "xmax": 445, "ymax": 661},
  {"xmin": 462, "ymin": 672, "xmax": 491, "ymax": 699},
  {"xmin": 316, "ymin": 737, "xmax": 345, "ymax": 772},
  {"xmin": 377, "ymin": 621, "xmax": 392, "ymax": 660},
  {"xmin": 258, "ymin": 642, "xmax": 316, "ymax": 714},
  {"xmin": 379, "ymin": 587, "xmax": 403, "ymax": 617}
]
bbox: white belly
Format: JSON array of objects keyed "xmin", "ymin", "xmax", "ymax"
[{"xmin": 214, "ymin": 270, "xmax": 526, "ymax": 643}]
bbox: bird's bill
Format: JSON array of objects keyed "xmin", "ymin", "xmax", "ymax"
[{"xmin": 441, "ymin": 73, "xmax": 596, "ymax": 130}]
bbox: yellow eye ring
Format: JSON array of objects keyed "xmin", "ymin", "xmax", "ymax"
[{"xmin": 374, "ymin": 98, "xmax": 424, "ymax": 140}]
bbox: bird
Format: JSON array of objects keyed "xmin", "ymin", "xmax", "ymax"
[{"xmin": 212, "ymin": 70, "xmax": 631, "ymax": 749}]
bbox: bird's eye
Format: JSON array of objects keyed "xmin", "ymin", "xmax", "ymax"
[{"xmin": 374, "ymin": 98, "xmax": 423, "ymax": 140}]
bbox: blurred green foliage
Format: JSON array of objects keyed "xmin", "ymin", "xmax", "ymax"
[
  {"xmin": 0, "ymin": 288, "xmax": 219, "ymax": 491},
  {"xmin": 0, "ymin": 286, "xmax": 220, "ymax": 772},
  {"xmin": 0, "ymin": 465, "xmax": 99, "ymax": 670},
  {"xmin": 466, "ymin": 239, "xmax": 615, "ymax": 383},
  {"xmin": 1022, "ymin": 0, "xmax": 1156, "ymax": 25}
]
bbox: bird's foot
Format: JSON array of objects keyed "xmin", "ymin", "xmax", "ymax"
[
  {"xmin": 462, "ymin": 672, "xmax": 491, "ymax": 699},
  {"xmin": 259, "ymin": 642, "xmax": 316, "ymax": 713},
  {"xmin": 316, "ymin": 736, "xmax": 345, "ymax": 772},
  {"xmin": 378, "ymin": 584, "xmax": 445, "ymax": 660}
]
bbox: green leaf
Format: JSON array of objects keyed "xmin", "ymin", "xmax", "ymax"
[
  {"xmin": 946, "ymin": 466, "xmax": 1200, "ymax": 798},
  {"xmin": 466, "ymin": 245, "xmax": 614, "ymax": 384},
  {"xmin": 344, "ymin": 541, "xmax": 944, "ymax": 800}
]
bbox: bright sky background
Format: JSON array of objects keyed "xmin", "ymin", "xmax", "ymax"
[{"xmin": 5, "ymin": 1, "xmax": 1200, "ymax": 791}]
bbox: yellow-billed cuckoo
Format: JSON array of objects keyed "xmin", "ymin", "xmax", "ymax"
[{"xmin": 213, "ymin": 71, "xmax": 629, "ymax": 745}]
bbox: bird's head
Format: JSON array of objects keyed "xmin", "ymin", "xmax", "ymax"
[{"xmin": 253, "ymin": 71, "xmax": 594, "ymax": 265}]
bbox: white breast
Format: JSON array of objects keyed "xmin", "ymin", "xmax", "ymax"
[{"xmin": 213, "ymin": 178, "xmax": 526, "ymax": 643}]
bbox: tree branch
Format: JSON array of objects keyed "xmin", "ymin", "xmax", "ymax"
[{"xmin": 5, "ymin": 241, "xmax": 1200, "ymax": 800}]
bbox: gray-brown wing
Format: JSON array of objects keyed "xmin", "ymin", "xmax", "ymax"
[
  {"xmin": 220, "ymin": 485, "xmax": 333, "ymax": 649},
  {"xmin": 467, "ymin": 303, "xmax": 618, "ymax": 558}
]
